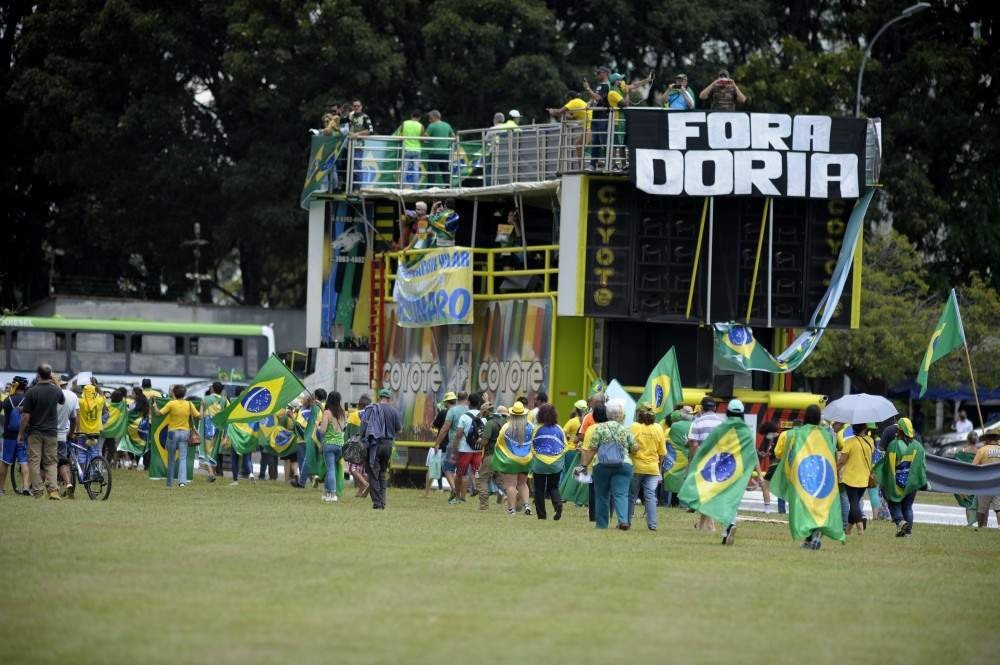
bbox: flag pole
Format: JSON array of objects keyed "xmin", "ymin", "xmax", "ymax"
[{"xmin": 962, "ymin": 343, "xmax": 984, "ymax": 428}]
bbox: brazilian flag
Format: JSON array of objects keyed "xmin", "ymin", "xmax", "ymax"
[
  {"xmin": 118, "ymin": 406, "xmax": 148, "ymax": 456},
  {"xmin": 226, "ymin": 421, "xmax": 260, "ymax": 456},
  {"xmin": 916, "ymin": 288, "xmax": 966, "ymax": 397},
  {"xmin": 258, "ymin": 413, "xmax": 298, "ymax": 458},
  {"xmin": 213, "ymin": 354, "xmax": 306, "ymax": 428},
  {"xmin": 769, "ymin": 425, "xmax": 845, "ymax": 542},
  {"xmin": 298, "ymin": 405, "xmax": 345, "ymax": 494},
  {"xmin": 300, "ymin": 132, "xmax": 346, "ymax": 209},
  {"xmin": 588, "ymin": 377, "xmax": 607, "ymax": 397},
  {"xmin": 713, "ymin": 323, "xmax": 788, "ymax": 373},
  {"xmin": 100, "ymin": 400, "xmax": 129, "ymax": 441},
  {"xmin": 678, "ymin": 418, "xmax": 756, "ymax": 525},
  {"xmin": 491, "ymin": 423, "xmax": 535, "ymax": 474},
  {"xmin": 637, "ymin": 347, "xmax": 684, "ymax": 423},
  {"xmin": 662, "ymin": 419, "xmax": 692, "ymax": 493},
  {"xmin": 147, "ymin": 398, "xmax": 198, "ymax": 481},
  {"xmin": 198, "ymin": 393, "xmax": 228, "ymax": 465},
  {"xmin": 874, "ymin": 437, "xmax": 927, "ymax": 503}
]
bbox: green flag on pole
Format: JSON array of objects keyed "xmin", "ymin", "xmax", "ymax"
[
  {"xmin": 916, "ymin": 288, "xmax": 966, "ymax": 398},
  {"xmin": 212, "ymin": 354, "xmax": 306, "ymax": 428},
  {"xmin": 637, "ymin": 347, "xmax": 684, "ymax": 424}
]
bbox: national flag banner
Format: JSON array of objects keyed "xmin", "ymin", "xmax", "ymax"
[
  {"xmin": 351, "ymin": 138, "xmax": 402, "ymax": 188},
  {"xmin": 588, "ymin": 377, "xmax": 607, "ymax": 396},
  {"xmin": 451, "ymin": 141, "xmax": 483, "ymax": 184},
  {"xmin": 227, "ymin": 421, "xmax": 260, "ymax": 456},
  {"xmin": 198, "ymin": 393, "xmax": 229, "ymax": 465},
  {"xmin": 662, "ymin": 420, "xmax": 692, "ymax": 493},
  {"xmin": 258, "ymin": 413, "xmax": 298, "ymax": 458},
  {"xmin": 678, "ymin": 419, "xmax": 757, "ymax": 525},
  {"xmin": 713, "ymin": 323, "xmax": 788, "ymax": 373},
  {"xmin": 100, "ymin": 400, "xmax": 129, "ymax": 441},
  {"xmin": 916, "ymin": 288, "xmax": 967, "ymax": 397},
  {"xmin": 768, "ymin": 425, "xmax": 845, "ymax": 542},
  {"xmin": 300, "ymin": 132, "xmax": 346, "ymax": 209},
  {"xmin": 118, "ymin": 407, "xmax": 148, "ymax": 456},
  {"xmin": 637, "ymin": 347, "xmax": 684, "ymax": 423},
  {"xmin": 147, "ymin": 398, "xmax": 197, "ymax": 481},
  {"xmin": 298, "ymin": 405, "xmax": 345, "ymax": 494},
  {"xmin": 213, "ymin": 354, "xmax": 306, "ymax": 427},
  {"xmin": 873, "ymin": 438, "xmax": 927, "ymax": 503}
]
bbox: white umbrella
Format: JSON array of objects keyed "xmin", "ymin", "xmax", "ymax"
[{"xmin": 823, "ymin": 393, "xmax": 898, "ymax": 424}]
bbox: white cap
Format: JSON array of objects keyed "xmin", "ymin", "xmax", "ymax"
[{"xmin": 508, "ymin": 109, "xmax": 521, "ymax": 118}]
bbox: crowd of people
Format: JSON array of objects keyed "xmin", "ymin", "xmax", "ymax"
[{"xmin": 6, "ymin": 363, "xmax": 999, "ymax": 540}]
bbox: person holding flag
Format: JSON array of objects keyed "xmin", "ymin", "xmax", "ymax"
[
  {"xmin": 769, "ymin": 405, "xmax": 845, "ymax": 550},
  {"xmin": 679, "ymin": 399, "xmax": 760, "ymax": 545},
  {"xmin": 662, "ymin": 408, "xmax": 693, "ymax": 507},
  {"xmin": 637, "ymin": 348, "xmax": 684, "ymax": 424},
  {"xmin": 873, "ymin": 417, "xmax": 927, "ymax": 538},
  {"xmin": 199, "ymin": 382, "xmax": 228, "ymax": 482}
]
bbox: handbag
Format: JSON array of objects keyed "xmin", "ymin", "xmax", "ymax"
[
  {"xmin": 188, "ymin": 410, "xmax": 201, "ymax": 446},
  {"xmin": 862, "ymin": 435, "xmax": 877, "ymax": 488},
  {"xmin": 342, "ymin": 435, "xmax": 367, "ymax": 465}
]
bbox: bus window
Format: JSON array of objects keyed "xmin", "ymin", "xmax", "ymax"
[
  {"xmin": 188, "ymin": 336, "xmax": 244, "ymax": 379},
  {"xmin": 129, "ymin": 334, "xmax": 185, "ymax": 376},
  {"xmin": 10, "ymin": 330, "xmax": 68, "ymax": 372},
  {"xmin": 71, "ymin": 332, "xmax": 126, "ymax": 374},
  {"xmin": 245, "ymin": 337, "xmax": 261, "ymax": 374}
]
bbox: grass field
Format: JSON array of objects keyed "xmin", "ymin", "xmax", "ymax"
[{"xmin": 2, "ymin": 470, "xmax": 998, "ymax": 665}]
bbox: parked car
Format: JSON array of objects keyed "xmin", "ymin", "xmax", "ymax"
[{"xmin": 927, "ymin": 419, "xmax": 1000, "ymax": 458}]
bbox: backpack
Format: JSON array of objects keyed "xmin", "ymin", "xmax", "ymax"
[
  {"xmin": 464, "ymin": 411, "xmax": 486, "ymax": 451},
  {"xmin": 4, "ymin": 395, "xmax": 24, "ymax": 433},
  {"xmin": 596, "ymin": 428, "xmax": 625, "ymax": 468},
  {"xmin": 432, "ymin": 408, "xmax": 448, "ymax": 431}
]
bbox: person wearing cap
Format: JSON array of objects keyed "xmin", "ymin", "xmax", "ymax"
[
  {"xmin": 360, "ymin": 388, "xmax": 402, "ymax": 509},
  {"xmin": 0, "ymin": 377, "xmax": 31, "ymax": 495},
  {"xmin": 656, "ymin": 73, "xmax": 695, "ymax": 110},
  {"xmin": 436, "ymin": 391, "xmax": 468, "ymax": 503},
  {"xmin": 972, "ymin": 432, "xmax": 1000, "ymax": 528},
  {"xmin": 629, "ymin": 403, "xmax": 666, "ymax": 530},
  {"xmin": 345, "ymin": 395, "xmax": 371, "ymax": 497},
  {"xmin": 501, "ymin": 109, "xmax": 521, "ymax": 129},
  {"xmin": 688, "ymin": 395, "xmax": 725, "ymax": 459},
  {"xmin": 873, "ymin": 417, "xmax": 926, "ymax": 538},
  {"xmin": 451, "ymin": 392, "xmax": 486, "ymax": 504},
  {"xmin": 583, "ymin": 66, "xmax": 612, "ymax": 167},
  {"xmin": 698, "ymin": 68, "xmax": 747, "ymax": 111},
  {"xmin": 560, "ymin": 400, "xmax": 588, "ymax": 474},
  {"xmin": 492, "ymin": 401, "xmax": 534, "ymax": 515},
  {"xmin": 837, "ymin": 423, "xmax": 877, "ymax": 535},
  {"xmin": 475, "ymin": 400, "xmax": 505, "ymax": 510}
]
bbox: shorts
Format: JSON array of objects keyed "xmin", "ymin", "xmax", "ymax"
[
  {"xmin": 58, "ymin": 439, "xmax": 73, "ymax": 464},
  {"xmin": 442, "ymin": 458, "xmax": 458, "ymax": 474},
  {"xmin": 2, "ymin": 438, "xmax": 27, "ymax": 465},
  {"xmin": 456, "ymin": 451, "xmax": 483, "ymax": 476},
  {"xmin": 977, "ymin": 495, "xmax": 1000, "ymax": 513}
]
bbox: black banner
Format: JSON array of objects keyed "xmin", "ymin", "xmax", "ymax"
[
  {"xmin": 583, "ymin": 180, "xmax": 632, "ymax": 317},
  {"xmin": 626, "ymin": 110, "xmax": 867, "ymax": 199}
]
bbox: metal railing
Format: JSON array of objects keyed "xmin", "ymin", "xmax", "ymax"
[
  {"xmin": 554, "ymin": 107, "xmax": 628, "ymax": 174},
  {"xmin": 379, "ymin": 244, "xmax": 559, "ymax": 301}
]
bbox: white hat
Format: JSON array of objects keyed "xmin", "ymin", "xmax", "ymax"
[{"xmin": 508, "ymin": 109, "xmax": 521, "ymax": 118}]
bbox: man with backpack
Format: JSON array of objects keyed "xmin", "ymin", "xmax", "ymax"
[
  {"xmin": 1, "ymin": 377, "xmax": 31, "ymax": 495},
  {"xmin": 450, "ymin": 392, "xmax": 485, "ymax": 504},
  {"xmin": 435, "ymin": 391, "xmax": 466, "ymax": 501},
  {"xmin": 477, "ymin": 401, "xmax": 506, "ymax": 510}
]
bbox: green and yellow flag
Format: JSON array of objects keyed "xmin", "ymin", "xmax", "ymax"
[
  {"xmin": 258, "ymin": 413, "xmax": 298, "ymax": 458},
  {"xmin": 100, "ymin": 400, "xmax": 129, "ymax": 441},
  {"xmin": 637, "ymin": 348, "xmax": 684, "ymax": 423},
  {"xmin": 300, "ymin": 133, "xmax": 345, "ymax": 209},
  {"xmin": 768, "ymin": 424, "xmax": 845, "ymax": 542},
  {"xmin": 916, "ymin": 289, "xmax": 966, "ymax": 397},
  {"xmin": 662, "ymin": 419, "xmax": 691, "ymax": 493},
  {"xmin": 147, "ymin": 397, "xmax": 197, "ymax": 481},
  {"xmin": 212, "ymin": 355, "xmax": 306, "ymax": 428},
  {"xmin": 678, "ymin": 418, "xmax": 756, "ymax": 525},
  {"xmin": 226, "ymin": 421, "xmax": 259, "ymax": 456},
  {"xmin": 118, "ymin": 406, "xmax": 148, "ymax": 456},
  {"xmin": 198, "ymin": 392, "xmax": 228, "ymax": 465},
  {"xmin": 588, "ymin": 377, "xmax": 607, "ymax": 397},
  {"xmin": 874, "ymin": 436, "xmax": 927, "ymax": 503},
  {"xmin": 713, "ymin": 323, "xmax": 788, "ymax": 373}
]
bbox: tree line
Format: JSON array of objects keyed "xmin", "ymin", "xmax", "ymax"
[{"xmin": 1, "ymin": 1, "xmax": 996, "ymax": 316}]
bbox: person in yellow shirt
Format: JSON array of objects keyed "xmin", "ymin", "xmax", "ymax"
[
  {"xmin": 152, "ymin": 385, "xmax": 200, "ymax": 487},
  {"xmin": 973, "ymin": 432, "xmax": 1000, "ymax": 527},
  {"xmin": 628, "ymin": 404, "xmax": 667, "ymax": 530},
  {"xmin": 77, "ymin": 382, "xmax": 106, "ymax": 470},
  {"xmin": 547, "ymin": 93, "xmax": 592, "ymax": 169},
  {"xmin": 837, "ymin": 423, "xmax": 876, "ymax": 535}
]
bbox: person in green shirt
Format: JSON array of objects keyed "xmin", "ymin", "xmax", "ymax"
[
  {"xmin": 424, "ymin": 110, "xmax": 454, "ymax": 186},
  {"xmin": 394, "ymin": 110, "xmax": 424, "ymax": 186}
]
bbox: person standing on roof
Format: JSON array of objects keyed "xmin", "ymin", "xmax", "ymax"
[
  {"xmin": 699, "ymin": 69, "xmax": 747, "ymax": 111},
  {"xmin": 395, "ymin": 110, "xmax": 425, "ymax": 186},
  {"xmin": 583, "ymin": 66, "xmax": 612, "ymax": 168},
  {"xmin": 657, "ymin": 73, "xmax": 696, "ymax": 110},
  {"xmin": 424, "ymin": 110, "xmax": 454, "ymax": 186},
  {"xmin": 501, "ymin": 109, "xmax": 521, "ymax": 129}
]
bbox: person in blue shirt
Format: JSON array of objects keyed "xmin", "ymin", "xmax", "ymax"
[{"xmin": 656, "ymin": 73, "xmax": 696, "ymax": 110}]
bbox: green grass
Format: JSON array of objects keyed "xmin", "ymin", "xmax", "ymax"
[{"xmin": 2, "ymin": 471, "xmax": 998, "ymax": 665}]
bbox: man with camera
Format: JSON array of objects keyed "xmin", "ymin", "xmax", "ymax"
[
  {"xmin": 699, "ymin": 69, "xmax": 747, "ymax": 111},
  {"xmin": 658, "ymin": 73, "xmax": 695, "ymax": 110}
]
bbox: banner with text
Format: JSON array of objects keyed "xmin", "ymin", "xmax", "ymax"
[
  {"xmin": 626, "ymin": 110, "xmax": 867, "ymax": 199},
  {"xmin": 393, "ymin": 247, "xmax": 474, "ymax": 328}
]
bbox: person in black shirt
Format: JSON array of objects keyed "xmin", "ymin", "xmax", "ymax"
[
  {"xmin": 584, "ymin": 66, "xmax": 612, "ymax": 168},
  {"xmin": 17, "ymin": 364, "xmax": 65, "ymax": 499}
]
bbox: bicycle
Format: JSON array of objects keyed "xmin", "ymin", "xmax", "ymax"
[{"xmin": 67, "ymin": 438, "xmax": 112, "ymax": 500}]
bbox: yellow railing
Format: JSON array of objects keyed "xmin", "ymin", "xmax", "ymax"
[{"xmin": 380, "ymin": 245, "xmax": 559, "ymax": 301}]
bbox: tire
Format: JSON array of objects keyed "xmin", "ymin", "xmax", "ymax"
[
  {"xmin": 9, "ymin": 459, "xmax": 23, "ymax": 495},
  {"xmin": 84, "ymin": 457, "xmax": 112, "ymax": 500}
]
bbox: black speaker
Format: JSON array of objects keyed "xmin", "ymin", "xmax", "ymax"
[{"xmin": 712, "ymin": 374, "xmax": 736, "ymax": 400}]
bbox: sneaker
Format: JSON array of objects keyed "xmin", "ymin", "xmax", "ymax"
[
  {"xmin": 249, "ymin": 475, "xmax": 256, "ymax": 485},
  {"xmin": 207, "ymin": 475, "xmax": 217, "ymax": 483},
  {"xmin": 895, "ymin": 523, "xmax": 907, "ymax": 538},
  {"xmin": 312, "ymin": 476, "xmax": 320, "ymax": 489},
  {"xmin": 66, "ymin": 485, "xmax": 76, "ymax": 500},
  {"xmin": 902, "ymin": 522, "xmax": 913, "ymax": 538},
  {"xmin": 523, "ymin": 506, "xmax": 532, "ymax": 516},
  {"xmin": 648, "ymin": 525, "xmax": 657, "ymax": 531},
  {"xmin": 722, "ymin": 524, "xmax": 737, "ymax": 546},
  {"xmin": 179, "ymin": 483, "xmax": 187, "ymax": 488},
  {"xmin": 506, "ymin": 507, "xmax": 516, "ymax": 516},
  {"xmin": 48, "ymin": 490, "xmax": 61, "ymax": 501},
  {"xmin": 554, "ymin": 504, "xmax": 563, "ymax": 521},
  {"xmin": 763, "ymin": 503, "xmax": 773, "ymax": 514},
  {"xmin": 20, "ymin": 489, "xmax": 32, "ymax": 497},
  {"xmin": 448, "ymin": 498, "xmax": 461, "ymax": 505},
  {"xmin": 321, "ymin": 493, "xmax": 332, "ymax": 502},
  {"xmin": 228, "ymin": 480, "xmax": 239, "ymax": 486},
  {"xmin": 331, "ymin": 494, "xmax": 338, "ymax": 502},
  {"xmin": 617, "ymin": 523, "xmax": 631, "ymax": 531}
]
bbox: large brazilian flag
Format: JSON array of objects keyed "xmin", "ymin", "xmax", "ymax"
[
  {"xmin": 198, "ymin": 393, "xmax": 229, "ymax": 465},
  {"xmin": 212, "ymin": 354, "xmax": 306, "ymax": 428},
  {"xmin": 678, "ymin": 418, "xmax": 756, "ymax": 526},
  {"xmin": 118, "ymin": 406, "xmax": 148, "ymax": 456},
  {"xmin": 637, "ymin": 347, "xmax": 684, "ymax": 424},
  {"xmin": 300, "ymin": 132, "xmax": 346, "ymax": 209},
  {"xmin": 148, "ymin": 398, "xmax": 198, "ymax": 481},
  {"xmin": 100, "ymin": 400, "xmax": 129, "ymax": 441},
  {"xmin": 491, "ymin": 422, "xmax": 534, "ymax": 474},
  {"xmin": 769, "ymin": 424, "xmax": 845, "ymax": 542},
  {"xmin": 297, "ymin": 405, "xmax": 345, "ymax": 494},
  {"xmin": 257, "ymin": 412, "xmax": 298, "ymax": 458},
  {"xmin": 226, "ymin": 421, "xmax": 260, "ymax": 456},
  {"xmin": 873, "ymin": 437, "xmax": 927, "ymax": 503}
]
